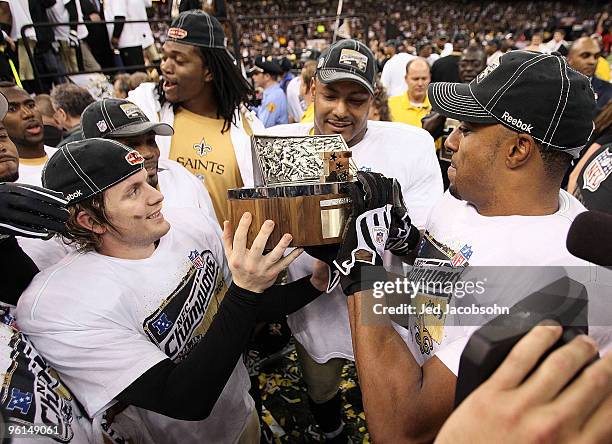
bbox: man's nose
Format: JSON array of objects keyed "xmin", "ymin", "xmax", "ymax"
[{"xmin": 445, "ymin": 127, "xmax": 462, "ymax": 153}]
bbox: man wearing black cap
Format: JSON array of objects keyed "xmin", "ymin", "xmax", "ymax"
[
  {"xmin": 81, "ymin": 98, "xmax": 216, "ymax": 219},
  {"xmin": 17, "ymin": 138, "xmax": 330, "ymax": 443},
  {"xmin": 337, "ymin": 51, "xmax": 606, "ymax": 442},
  {"xmin": 267, "ymin": 38, "xmax": 442, "ymax": 443},
  {"xmin": 250, "ymin": 57, "xmax": 289, "ymax": 128},
  {"xmin": 128, "ymin": 9, "xmax": 264, "ymax": 226}
]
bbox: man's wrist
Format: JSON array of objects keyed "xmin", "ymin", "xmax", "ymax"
[{"xmin": 340, "ymin": 265, "xmax": 388, "ymax": 296}]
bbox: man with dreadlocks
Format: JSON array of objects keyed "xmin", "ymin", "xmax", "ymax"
[{"xmin": 128, "ymin": 9, "xmax": 262, "ymax": 225}]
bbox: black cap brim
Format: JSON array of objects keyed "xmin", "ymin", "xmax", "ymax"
[
  {"xmin": 317, "ymin": 69, "xmax": 374, "ymax": 95},
  {"xmin": 108, "ymin": 122, "xmax": 174, "ymax": 138},
  {"xmin": 428, "ymin": 82, "xmax": 497, "ymax": 123}
]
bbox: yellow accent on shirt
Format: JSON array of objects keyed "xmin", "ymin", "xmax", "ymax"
[
  {"xmin": 596, "ymin": 57, "xmax": 611, "ymax": 82},
  {"xmin": 18, "ymin": 155, "xmax": 48, "ymax": 166},
  {"xmin": 301, "ymin": 103, "xmax": 314, "ymax": 123},
  {"xmin": 170, "ymin": 107, "xmax": 243, "ymax": 225},
  {"xmin": 388, "ymin": 93, "xmax": 432, "ymax": 128}
]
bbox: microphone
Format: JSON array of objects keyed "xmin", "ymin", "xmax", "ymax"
[{"xmin": 566, "ymin": 211, "xmax": 612, "ymax": 266}]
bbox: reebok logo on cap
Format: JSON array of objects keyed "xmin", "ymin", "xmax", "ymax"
[
  {"xmin": 65, "ymin": 190, "xmax": 83, "ymax": 202},
  {"xmin": 168, "ymin": 27, "xmax": 187, "ymax": 39},
  {"xmin": 125, "ymin": 151, "xmax": 145, "ymax": 166},
  {"xmin": 501, "ymin": 111, "xmax": 533, "ymax": 133}
]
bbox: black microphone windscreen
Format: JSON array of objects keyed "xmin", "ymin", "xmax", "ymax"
[{"xmin": 566, "ymin": 211, "xmax": 612, "ymax": 266}]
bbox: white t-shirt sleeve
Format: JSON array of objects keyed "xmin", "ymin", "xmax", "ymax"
[{"xmin": 112, "ymin": 0, "xmax": 128, "ymax": 17}]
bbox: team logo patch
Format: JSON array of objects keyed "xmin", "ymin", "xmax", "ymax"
[
  {"xmin": 119, "ymin": 103, "xmax": 144, "ymax": 119},
  {"xmin": 451, "ymin": 244, "xmax": 473, "ymax": 267},
  {"xmin": 193, "ymin": 137, "xmax": 213, "ymax": 156},
  {"xmin": 125, "ymin": 151, "xmax": 145, "ymax": 165},
  {"xmin": 582, "ymin": 147, "xmax": 612, "ymax": 192},
  {"xmin": 338, "ymin": 49, "xmax": 368, "ymax": 72},
  {"xmin": 189, "ymin": 250, "xmax": 205, "ymax": 269},
  {"xmin": 266, "ymin": 102, "xmax": 276, "ymax": 113},
  {"xmin": 371, "ymin": 227, "xmax": 388, "ymax": 246},
  {"xmin": 168, "ymin": 27, "xmax": 187, "ymax": 39},
  {"xmin": 476, "ymin": 62, "xmax": 498, "ymax": 83},
  {"xmin": 96, "ymin": 120, "xmax": 108, "ymax": 132},
  {"xmin": 317, "ymin": 56, "xmax": 325, "ymax": 69}
]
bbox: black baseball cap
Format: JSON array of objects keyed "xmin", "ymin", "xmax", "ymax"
[
  {"xmin": 316, "ymin": 39, "xmax": 377, "ymax": 95},
  {"xmin": 81, "ymin": 99, "xmax": 173, "ymax": 139},
  {"xmin": 166, "ymin": 10, "xmax": 228, "ymax": 50},
  {"xmin": 249, "ymin": 56, "xmax": 283, "ymax": 75},
  {"xmin": 428, "ymin": 50, "xmax": 596, "ymax": 158},
  {"xmin": 42, "ymin": 138, "xmax": 145, "ymax": 204}
]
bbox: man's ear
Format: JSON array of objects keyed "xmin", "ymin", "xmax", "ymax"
[
  {"xmin": 202, "ymin": 65, "xmax": 214, "ymax": 83},
  {"xmin": 310, "ymin": 78, "xmax": 317, "ymax": 98},
  {"xmin": 75, "ymin": 210, "xmax": 107, "ymax": 235},
  {"xmin": 505, "ymin": 133, "xmax": 535, "ymax": 169}
]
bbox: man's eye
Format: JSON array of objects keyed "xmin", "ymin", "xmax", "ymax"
[{"xmin": 459, "ymin": 126, "xmax": 471, "ymax": 135}]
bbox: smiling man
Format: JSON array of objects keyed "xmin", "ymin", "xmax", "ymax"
[
  {"xmin": 0, "ymin": 82, "xmax": 56, "ymax": 186},
  {"xmin": 17, "ymin": 138, "xmax": 329, "ymax": 444},
  {"xmin": 266, "ymin": 38, "xmax": 442, "ymax": 443},
  {"xmin": 128, "ymin": 9, "xmax": 263, "ymax": 225}
]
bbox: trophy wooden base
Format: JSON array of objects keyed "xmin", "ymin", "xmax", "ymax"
[{"xmin": 227, "ymin": 183, "xmax": 351, "ymax": 249}]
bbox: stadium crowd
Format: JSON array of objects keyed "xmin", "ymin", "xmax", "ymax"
[{"xmin": 0, "ymin": 1, "xmax": 611, "ymax": 444}]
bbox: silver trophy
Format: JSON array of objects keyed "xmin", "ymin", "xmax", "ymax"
[{"xmin": 227, "ymin": 134, "xmax": 355, "ymax": 248}]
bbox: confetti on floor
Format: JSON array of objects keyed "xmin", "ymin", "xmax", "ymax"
[{"xmin": 258, "ymin": 341, "xmax": 369, "ymax": 443}]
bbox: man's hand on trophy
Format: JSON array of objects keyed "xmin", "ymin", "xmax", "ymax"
[
  {"xmin": 223, "ymin": 212, "xmax": 304, "ymax": 293},
  {"xmin": 333, "ymin": 172, "xmax": 391, "ymax": 296},
  {"xmin": 386, "ymin": 179, "xmax": 421, "ymax": 256}
]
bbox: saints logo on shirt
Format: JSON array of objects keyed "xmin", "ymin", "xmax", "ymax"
[{"xmin": 193, "ymin": 137, "xmax": 213, "ymax": 157}]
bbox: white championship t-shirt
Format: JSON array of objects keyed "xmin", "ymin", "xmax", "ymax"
[
  {"xmin": 264, "ymin": 121, "xmax": 444, "ymax": 362},
  {"xmin": 16, "ymin": 207, "xmax": 254, "ymax": 444},
  {"xmin": 0, "ymin": 307, "xmax": 124, "ymax": 444},
  {"xmin": 395, "ymin": 190, "xmax": 612, "ymax": 375}
]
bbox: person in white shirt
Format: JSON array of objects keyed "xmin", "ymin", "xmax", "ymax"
[
  {"xmin": 81, "ymin": 98, "xmax": 216, "ymax": 219},
  {"xmin": 266, "ymin": 38, "xmax": 443, "ymax": 443},
  {"xmin": 0, "ymin": 82, "xmax": 55, "ymax": 187},
  {"xmin": 2, "ymin": 0, "xmax": 36, "ymax": 82},
  {"xmin": 104, "ymin": 0, "xmax": 155, "ymax": 72},
  {"xmin": 17, "ymin": 138, "xmax": 329, "ymax": 444},
  {"xmin": 46, "ymin": 0, "xmax": 100, "ymax": 73},
  {"xmin": 544, "ymin": 29, "xmax": 569, "ymax": 55},
  {"xmin": 339, "ymin": 50, "xmax": 610, "ymax": 442},
  {"xmin": 380, "ymin": 51, "xmax": 415, "ymax": 97}
]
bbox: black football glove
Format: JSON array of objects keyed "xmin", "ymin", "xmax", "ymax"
[
  {"xmin": 0, "ymin": 183, "xmax": 69, "ymax": 239},
  {"xmin": 333, "ymin": 172, "xmax": 391, "ymax": 296},
  {"xmin": 385, "ymin": 179, "xmax": 421, "ymax": 256}
]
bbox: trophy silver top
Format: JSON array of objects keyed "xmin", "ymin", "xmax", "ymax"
[{"xmin": 251, "ymin": 134, "xmax": 356, "ymax": 186}]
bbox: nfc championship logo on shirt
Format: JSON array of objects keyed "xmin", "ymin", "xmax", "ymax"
[
  {"xmin": 0, "ymin": 327, "xmax": 76, "ymax": 442},
  {"xmin": 143, "ymin": 249, "xmax": 226, "ymax": 361},
  {"xmin": 407, "ymin": 232, "xmax": 472, "ymax": 356},
  {"xmin": 582, "ymin": 147, "xmax": 612, "ymax": 192}
]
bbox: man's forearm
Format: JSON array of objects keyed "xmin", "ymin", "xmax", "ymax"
[{"xmin": 348, "ymin": 291, "xmax": 454, "ymax": 443}]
